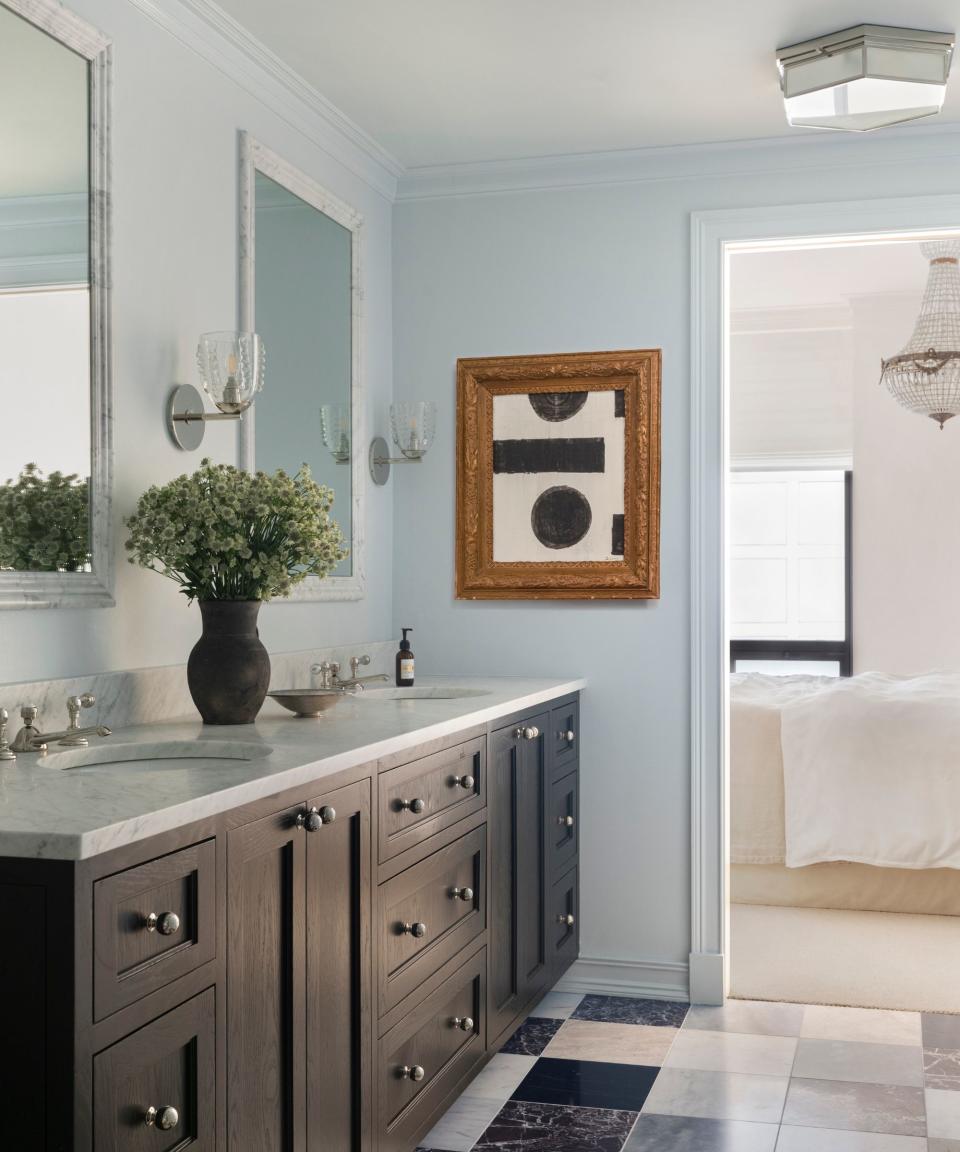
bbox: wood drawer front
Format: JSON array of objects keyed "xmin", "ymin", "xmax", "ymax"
[
  {"xmin": 378, "ymin": 948, "xmax": 485, "ymax": 1152},
  {"xmin": 93, "ymin": 987, "xmax": 216, "ymax": 1152},
  {"xmin": 94, "ymin": 840, "xmax": 216, "ymax": 1021},
  {"xmin": 550, "ymin": 699, "xmax": 579, "ymax": 780},
  {"xmin": 379, "ymin": 737, "xmax": 485, "ymax": 863},
  {"xmin": 549, "ymin": 771, "xmax": 579, "ymax": 877},
  {"xmin": 550, "ymin": 864, "xmax": 579, "ymax": 976},
  {"xmin": 379, "ymin": 826, "xmax": 486, "ymax": 1015}
]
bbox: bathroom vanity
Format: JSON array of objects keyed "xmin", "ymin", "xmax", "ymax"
[{"xmin": 0, "ymin": 677, "xmax": 583, "ymax": 1152}]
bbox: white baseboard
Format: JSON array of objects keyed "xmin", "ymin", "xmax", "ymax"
[
  {"xmin": 689, "ymin": 951, "xmax": 725, "ymax": 1006},
  {"xmin": 554, "ymin": 956, "xmax": 689, "ymax": 1002}
]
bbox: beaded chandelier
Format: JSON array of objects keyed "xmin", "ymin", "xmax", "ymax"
[{"xmin": 880, "ymin": 240, "xmax": 960, "ymax": 429}]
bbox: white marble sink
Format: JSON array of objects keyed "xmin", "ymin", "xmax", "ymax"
[
  {"xmin": 41, "ymin": 740, "xmax": 272, "ymax": 771},
  {"xmin": 356, "ymin": 686, "xmax": 492, "ymax": 701}
]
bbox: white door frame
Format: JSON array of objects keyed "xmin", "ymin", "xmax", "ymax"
[{"xmin": 688, "ymin": 193, "xmax": 960, "ymax": 1006}]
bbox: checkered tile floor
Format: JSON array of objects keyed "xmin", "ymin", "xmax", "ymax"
[{"xmin": 418, "ymin": 990, "xmax": 960, "ymax": 1151}]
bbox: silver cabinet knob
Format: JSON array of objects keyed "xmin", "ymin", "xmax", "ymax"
[
  {"xmin": 145, "ymin": 911, "xmax": 180, "ymax": 936},
  {"xmin": 557, "ymin": 913, "xmax": 575, "ymax": 927},
  {"xmin": 515, "ymin": 726, "xmax": 539, "ymax": 740},
  {"xmin": 318, "ymin": 806, "xmax": 336, "ymax": 824},
  {"xmin": 557, "ymin": 815, "xmax": 575, "ymax": 828},
  {"xmin": 454, "ymin": 774, "xmax": 475, "ymax": 790},
  {"xmin": 399, "ymin": 797, "xmax": 426, "ymax": 814},
  {"xmin": 144, "ymin": 1105, "xmax": 179, "ymax": 1130},
  {"xmin": 450, "ymin": 886, "xmax": 474, "ymax": 902},
  {"xmin": 451, "ymin": 1016, "xmax": 474, "ymax": 1032},
  {"xmin": 399, "ymin": 1064, "xmax": 426, "ymax": 1082},
  {"xmin": 401, "ymin": 921, "xmax": 427, "ymax": 938},
  {"xmin": 560, "ymin": 729, "xmax": 575, "ymax": 743},
  {"xmin": 296, "ymin": 807, "xmax": 322, "ymax": 832}
]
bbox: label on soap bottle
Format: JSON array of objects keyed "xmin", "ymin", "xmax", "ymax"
[{"xmin": 400, "ymin": 658, "xmax": 415, "ymax": 681}]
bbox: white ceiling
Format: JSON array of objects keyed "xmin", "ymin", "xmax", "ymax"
[{"xmin": 215, "ymin": 0, "xmax": 960, "ymax": 169}]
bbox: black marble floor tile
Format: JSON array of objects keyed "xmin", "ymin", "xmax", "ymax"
[
  {"xmin": 925, "ymin": 1013, "xmax": 960, "ymax": 1050},
  {"xmin": 511, "ymin": 1057, "xmax": 659, "ymax": 1112},
  {"xmin": 572, "ymin": 994, "xmax": 688, "ymax": 1028},
  {"xmin": 502, "ymin": 1017, "xmax": 564, "ymax": 1056},
  {"xmin": 474, "ymin": 1100, "xmax": 638, "ymax": 1151}
]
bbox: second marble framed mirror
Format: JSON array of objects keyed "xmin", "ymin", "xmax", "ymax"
[{"xmin": 239, "ymin": 133, "xmax": 363, "ymax": 601}]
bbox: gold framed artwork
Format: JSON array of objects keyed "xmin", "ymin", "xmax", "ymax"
[{"xmin": 456, "ymin": 349, "xmax": 661, "ymax": 600}]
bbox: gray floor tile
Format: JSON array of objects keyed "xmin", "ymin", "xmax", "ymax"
[
  {"xmin": 623, "ymin": 1113, "xmax": 778, "ymax": 1151},
  {"xmin": 792, "ymin": 1038, "xmax": 923, "ymax": 1088},
  {"xmin": 420, "ymin": 1095, "xmax": 505, "ymax": 1151},
  {"xmin": 776, "ymin": 1127, "xmax": 927, "ymax": 1151},
  {"xmin": 684, "ymin": 1000, "xmax": 804, "ymax": 1038},
  {"xmin": 927, "ymin": 1087, "xmax": 960, "ymax": 1139},
  {"xmin": 466, "ymin": 1053, "xmax": 538, "ymax": 1101},
  {"xmin": 929, "ymin": 1141, "xmax": 960, "ymax": 1151},
  {"xmin": 665, "ymin": 1029, "xmax": 797, "ymax": 1077},
  {"xmin": 642, "ymin": 1067, "xmax": 789, "ymax": 1124},
  {"xmin": 782, "ymin": 1078, "xmax": 926, "ymax": 1137},
  {"xmin": 925, "ymin": 1016, "xmax": 960, "ymax": 1050},
  {"xmin": 926, "ymin": 1049, "xmax": 960, "ymax": 1091},
  {"xmin": 801, "ymin": 1006, "xmax": 921, "ymax": 1048},
  {"xmin": 531, "ymin": 991, "xmax": 584, "ymax": 1020}
]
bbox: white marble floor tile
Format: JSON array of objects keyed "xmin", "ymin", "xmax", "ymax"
[
  {"xmin": 530, "ymin": 990, "xmax": 584, "ymax": 1020},
  {"xmin": 801, "ymin": 1005, "xmax": 922, "ymax": 1048},
  {"xmin": 624, "ymin": 1113, "xmax": 779, "ymax": 1151},
  {"xmin": 776, "ymin": 1126, "xmax": 927, "ymax": 1151},
  {"xmin": 685, "ymin": 1000, "xmax": 805, "ymax": 1038},
  {"xmin": 641, "ymin": 1067, "xmax": 789, "ymax": 1124},
  {"xmin": 927, "ymin": 1087, "xmax": 960, "ymax": 1139},
  {"xmin": 420, "ymin": 1094, "xmax": 504, "ymax": 1151},
  {"xmin": 792, "ymin": 1039, "xmax": 923, "ymax": 1088},
  {"xmin": 782, "ymin": 1079, "xmax": 925, "ymax": 1136},
  {"xmin": 666, "ymin": 1029, "xmax": 797, "ymax": 1077},
  {"xmin": 543, "ymin": 1019, "xmax": 677, "ymax": 1066},
  {"xmin": 462, "ymin": 1053, "xmax": 537, "ymax": 1101}
]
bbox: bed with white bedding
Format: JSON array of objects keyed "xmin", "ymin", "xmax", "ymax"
[{"xmin": 731, "ymin": 671, "xmax": 960, "ymax": 917}]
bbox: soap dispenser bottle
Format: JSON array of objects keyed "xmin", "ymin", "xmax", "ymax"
[{"xmin": 396, "ymin": 628, "xmax": 415, "ymax": 687}]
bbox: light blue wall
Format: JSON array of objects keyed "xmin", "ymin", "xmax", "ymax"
[{"xmin": 392, "ymin": 130, "xmax": 960, "ymax": 979}]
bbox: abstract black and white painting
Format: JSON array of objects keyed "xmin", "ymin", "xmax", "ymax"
[{"xmin": 492, "ymin": 389, "xmax": 625, "ymax": 562}]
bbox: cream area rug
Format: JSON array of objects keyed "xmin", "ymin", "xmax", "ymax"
[{"xmin": 731, "ymin": 903, "xmax": 960, "ymax": 1014}]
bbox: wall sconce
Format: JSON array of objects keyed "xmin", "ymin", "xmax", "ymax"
[
  {"xmin": 167, "ymin": 331, "xmax": 265, "ymax": 450},
  {"xmin": 321, "ymin": 403, "xmax": 351, "ymax": 463},
  {"xmin": 369, "ymin": 401, "xmax": 437, "ymax": 485}
]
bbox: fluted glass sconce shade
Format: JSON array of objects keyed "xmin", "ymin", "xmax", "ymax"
[
  {"xmin": 167, "ymin": 331, "xmax": 265, "ymax": 450},
  {"xmin": 369, "ymin": 400, "xmax": 438, "ymax": 484},
  {"xmin": 880, "ymin": 240, "xmax": 960, "ymax": 428},
  {"xmin": 320, "ymin": 403, "xmax": 351, "ymax": 463}
]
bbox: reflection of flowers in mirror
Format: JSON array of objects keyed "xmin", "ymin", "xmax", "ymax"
[{"xmin": 0, "ymin": 464, "xmax": 91, "ymax": 573}]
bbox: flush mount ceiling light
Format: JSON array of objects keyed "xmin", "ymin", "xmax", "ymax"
[
  {"xmin": 880, "ymin": 240, "xmax": 960, "ymax": 429},
  {"xmin": 777, "ymin": 24, "xmax": 954, "ymax": 132}
]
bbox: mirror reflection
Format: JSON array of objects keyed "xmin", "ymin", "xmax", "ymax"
[
  {"xmin": 253, "ymin": 171, "xmax": 353, "ymax": 578},
  {"xmin": 0, "ymin": 4, "xmax": 92, "ymax": 572}
]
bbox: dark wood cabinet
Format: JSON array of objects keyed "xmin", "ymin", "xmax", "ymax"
[
  {"xmin": 487, "ymin": 712, "xmax": 551, "ymax": 1046},
  {"xmin": 226, "ymin": 780, "xmax": 372, "ymax": 1152}
]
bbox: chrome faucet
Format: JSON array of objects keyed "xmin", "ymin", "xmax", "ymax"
[
  {"xmin": 10, "ymin": 694, "xmax": 112, "ymax": 753},
  {"xmin": 311, "ymin": 655, "xmax": 390, "ymax": 692}
]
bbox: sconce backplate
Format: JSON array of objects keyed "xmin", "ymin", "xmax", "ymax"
[
  {"xmin": 369, "ymin": 435, "xmax": 391, "ymax": 486},
  {"xmin": 168, "ymin": 384, "xmax": 206, "ymax": 451}
]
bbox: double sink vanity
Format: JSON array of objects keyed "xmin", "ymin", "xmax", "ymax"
[{"xmin": 0, "ymin": 676, "xmax": 584, "ymax": 1151}]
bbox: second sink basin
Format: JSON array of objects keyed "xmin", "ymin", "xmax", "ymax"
[
  {"xmin": 356, "ymin": 686, "xmax": 491, "ymax": 701},
  {"xmin": 43, "ymin": 740, "xmax": 272, "ymax": 771}
]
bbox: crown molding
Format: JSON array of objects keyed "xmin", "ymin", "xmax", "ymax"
[
  {"xmin": 125, "ymin": 0, "xmax": 403, "ymax": 201},
  {"xmin": 397, "ymin": 119, "xmax": 960, "ymax": 202}
]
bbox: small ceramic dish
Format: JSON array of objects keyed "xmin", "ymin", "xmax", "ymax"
[{"xmin": 267, "ymin": 689, "xmax": 348, "ymax": 717}]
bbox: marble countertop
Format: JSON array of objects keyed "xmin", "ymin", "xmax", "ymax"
[{"xmin": 0, "ymin": 676, "xmax": 585, "ymax": 861}]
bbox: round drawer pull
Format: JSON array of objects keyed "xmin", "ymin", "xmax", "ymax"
[
  {"xmin": 399, "ymin": 1064, "xmax": 426, "ymax": 1082},
  {"xmin": 144, "ymin": 911, "xmax": 180, "ymax": 936},
  {"xmin": 401, "ymin": 921, "xmax": 428, "ymax": 938},
  {"xmin": 398, "ymin": 797, "xmax": 426, "ymax": 814},
  {"xmin": 557, "ymin": 913, "xmax": 576, "ymax": 927},
  {"xmin": 560, "ymin": 729, "xmax": 576, "ymax": 743},
  {"xmin": 557, "ymin": 815, "xmax": 575, "ymax": 828},
  {"xmin": 144, "ymin": 1105, "xmax": 179, "ymax": 1130},
  {"xmin": 450, "ymin": 886, "xmax": 474, "ymax": 903},
  {"xmin": 297, "ymin": 805, "xmax": 337, "ymax": 831},
  {"xmin": 515, "ymin": 726, "xmax": 539, "ymax": 741},
  {"xmin": 454, "ymin": 774, "xmax": 475, "ymax": 790},
  {"xmin": 318, "ymin": 806, "xmax": 336, "ymax": 824},
  {"xmin": 451, "ymin": 1016, "xmax": 474, "ymax": 1032}
]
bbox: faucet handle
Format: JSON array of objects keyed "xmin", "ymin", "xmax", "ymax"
[
  {"xmin": 20, "ymin": 705, "xmax": 38, "ymax": 726},
  {"xmin": 350, "ymin": 654, "xmax": 371, "ymax": 678},
  {"xmin": 67, "ymin": 693, "xmax": 96, "ymax": 726},
  {"xmin": 312, "ymin": 661, "xmax": 340, "ymax": 690}
]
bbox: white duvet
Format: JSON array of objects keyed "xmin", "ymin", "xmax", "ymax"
[{"xmin": 780, "ymin": 672, "xmax": 960, "ymax": 870}]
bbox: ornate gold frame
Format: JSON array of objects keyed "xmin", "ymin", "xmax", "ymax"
[{"xmin": 456, "ymin": 350, "xmax": 661, "ymax": 600}]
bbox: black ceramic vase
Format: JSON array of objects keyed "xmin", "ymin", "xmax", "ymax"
[{"xmin": 187, "ymin": 601, "xmax": 271, "ymax": 724}]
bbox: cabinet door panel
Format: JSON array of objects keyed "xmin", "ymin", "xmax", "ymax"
[
  {"xmin": 550, "ymin": 864, "xmax": 579, "ymax": 979},
  {"xmin": 549, "ymin": 772, "xmax": 579, "ymax": 879},
  {"xmin": 227, "ymin": 804, "xmax": 306, "ymax": 1152},
  {"xmin": 305, "ymin": 779, "xmax": 372, "ymax": 1152}
]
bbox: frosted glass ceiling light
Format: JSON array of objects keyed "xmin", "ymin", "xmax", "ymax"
[
  {"xmin": 777, "ymin": 25, "xmax": 953, "ymax": 132},
  {"xmin": 880, "ymin": 240, "xmax": 960, "ymax": 429}
]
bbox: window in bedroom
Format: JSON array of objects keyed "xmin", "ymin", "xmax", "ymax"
[{"xmin": 729, "ymin": 469, "xmax": 851, "ymax": 676}]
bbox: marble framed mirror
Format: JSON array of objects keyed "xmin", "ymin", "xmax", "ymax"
[
  {"xmin": 0, "ymin": 0, "xmax": 113, "ymax": 608},
  {"xmin": 239, "ymin": 133, "xmax": 364, "ymax": 602}
]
